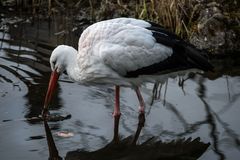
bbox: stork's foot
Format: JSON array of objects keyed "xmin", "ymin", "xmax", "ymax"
[
  {"xmin": 132, "ymin": 112, "xmax": 145, "ymax": 145},
  {"xmin": 112, "ymin": 113, "xmax": 121, "ymax": 144}
]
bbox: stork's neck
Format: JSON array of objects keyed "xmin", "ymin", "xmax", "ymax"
[{"xmin": 65, "ymin": 48, "xmax": 81, "ymax": 82}]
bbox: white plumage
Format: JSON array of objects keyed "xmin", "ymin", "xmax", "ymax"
[
  {"xmin": 49, "ymin": 17, "xmax": 215, "ymax": 88},
  {"xmin": 77, "ymin": 21, "xmax": 173, "ymax": 85}
]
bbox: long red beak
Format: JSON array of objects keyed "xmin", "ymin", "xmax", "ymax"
[{"xmin": 42, "ymin": 70, "xmax": 60, "ymax": 116}]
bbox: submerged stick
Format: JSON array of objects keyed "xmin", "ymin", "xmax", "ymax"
[{"xmin": 2, "ymin": 114, "xmax": 71, "ymax": 123}]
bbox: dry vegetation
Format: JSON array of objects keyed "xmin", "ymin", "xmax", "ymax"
[
  {"xmin": 2, "ymin": 0, "xmax": 239, "ymax": 42},
  {"xmin": 135, "ymin": 0, "xmax": 197, "ymax": 38},
  {"xmin": 2, "ymin": 0, "xmax": 200, "ymax": 37}
]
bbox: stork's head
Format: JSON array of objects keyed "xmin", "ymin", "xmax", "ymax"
[
  {"xmin": 50, "ymin": 45, "xmax": 77, "ymax": 73},
  {"xmin": 42, "ymin": 45, "xmax": 77, "ymax": 117}
]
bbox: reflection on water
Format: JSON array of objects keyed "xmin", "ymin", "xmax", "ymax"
[
  {"xmin": 1, "ymin": 10, "xmax": 240, "ymax": 160},
  {"xmin": 65, "ymin": 135, "xmax": 210, "ymax": 160}
]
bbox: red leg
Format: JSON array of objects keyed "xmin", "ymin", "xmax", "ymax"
[
  {"xmin": 113, "ymin": 85, "xmax": 121, "ymax": 143},
  {"xmin": 132, "ymin": 87, "xmax": 145, "ymax": 145}
]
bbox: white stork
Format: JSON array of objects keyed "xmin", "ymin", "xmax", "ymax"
[{"xmin": 42, "ymin": 18, "xmax": 213, "ymax": 144}]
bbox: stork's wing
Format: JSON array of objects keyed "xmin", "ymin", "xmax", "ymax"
[
  {"xmin": 98, "ymin": 23, "xmax": 173, "ymax": 77},
  {"xmin": 83, "ymin": 20, "xmax": 213, "ymax": 78}
]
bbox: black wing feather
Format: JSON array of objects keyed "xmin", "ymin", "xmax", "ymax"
[{"xmin": 125, "ymin": 24, "xmax": 213, "ymax": 78}]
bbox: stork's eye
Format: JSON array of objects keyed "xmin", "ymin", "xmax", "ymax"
[
  {"xmin": 63, "ymin": 70, "xmax": 68, "ymax": 75},
  {"xmin": 52, "ymin": 60, "xmax": 56, "ymax": 66}
]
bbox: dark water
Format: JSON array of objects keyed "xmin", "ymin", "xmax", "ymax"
[{"xmin": 1, "ymin": 12, "xmax": 240, "ymax": 160}]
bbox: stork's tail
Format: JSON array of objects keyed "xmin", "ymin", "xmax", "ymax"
[{"xmin": 183, "ymin": 45, "xmax": 214, "ymax": 72}]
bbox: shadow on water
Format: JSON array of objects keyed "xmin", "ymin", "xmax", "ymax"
[
  {"xmin": 66, "ymin": 137, "xmax": 209, "ymax": 160},
  {"xmin": 43, "ymin": 119, "xmax": 210, "ymax": 160},
  {"xmin": 1, "ymin": 6, "xmax": 240, "ymax": 160}
]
